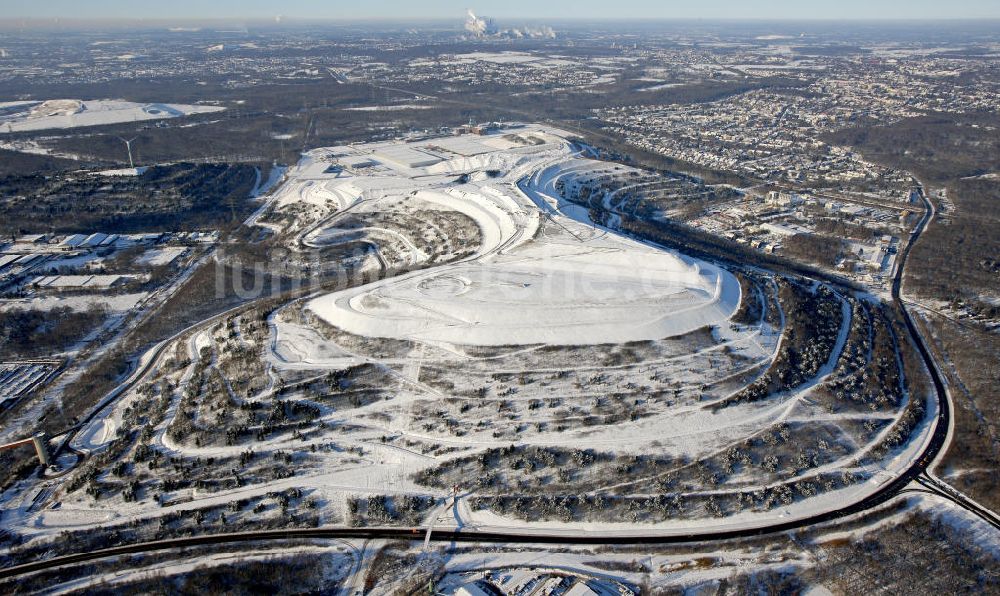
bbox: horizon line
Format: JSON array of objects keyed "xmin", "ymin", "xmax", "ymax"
[{"xmin": 3, "ymin": 16, "xmax": 1000, "ymax": 23}]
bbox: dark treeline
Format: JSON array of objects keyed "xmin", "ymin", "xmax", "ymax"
[
  {"xmin": 0, "ymin": 306, "xmax": 106, "ymax": 360},
  {"xmin": 783, "ymin": 234, "xmax": 848, "ymax": 269},
  {"xmin": 0, "ymin": 162, "xmax": 258, "ymax": 236},
  {"xmin": 0, "ymin": 148, "xmax": 80, "ymax": 177}
]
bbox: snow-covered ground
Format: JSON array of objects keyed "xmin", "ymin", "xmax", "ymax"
[
  {"xmin": 0, "ymin": 292, "xmax": 147, "ymax": 313},
  {"xmin": 343, "ymin": 104, "xmax": 434, "ymax": 112},
  {"xmin": 137, "ymin": 246, "xmax": 187, "ymax": 267},
  {"xmin": 95, "ymin": 166, "xmax": 149, "ymax": 176},
  {"xmin": 0, "ymin": 99, "xmax": 224, "ymax": 133},
  {"xmin": 0, "ymin": 125, "xmax": 936, "ymax": 546},
  {"xmin": 312, "ymin": 245, "xmax": 735, "ymax": 346},
  {"xmin": 298, "ymin": 126, "xmax": 738, "ymax": 346}
]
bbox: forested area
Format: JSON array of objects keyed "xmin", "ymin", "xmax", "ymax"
[
  {"xmin": 782, "ymin": 234, "xmax": 848, "ymax": 269},
  {"xmin": 802, "ymin": 510, "xmax": 1000, "ymax": 593},
  {"xmin": 825, "ymin": 112, "xmax": 1000, "ymax": 314},
  {"xmin": 0, "ymin": 163, "xmax": 258, "ymax": 236},
  {"xmin": 0, "ymin": 306, "xmax": 106, "ymax": 359},
  {"xmin": 828, "ymin": 112, "xmax": 1000, "ymax": 509},
  {"xmin": 0, "ymin": 148, "xmax": 78, "ymax": 177}
]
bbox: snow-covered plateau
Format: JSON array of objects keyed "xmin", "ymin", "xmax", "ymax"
[{"xmin": 0, "ymin": 99, "xmax": 224, "ymax": 133}]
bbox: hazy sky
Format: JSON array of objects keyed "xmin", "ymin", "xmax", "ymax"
[
  {"xmin": 4, "ymin": 0, "xmax": 1000, "ymax": 21},
  {"xmin": 0, "ymin": 0, "xmax": 1000, "ymax": 19}
]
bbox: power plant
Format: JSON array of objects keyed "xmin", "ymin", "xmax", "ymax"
[{"xmin": 464, "ymin": 9, "xmax": 555, "ymax": 39}]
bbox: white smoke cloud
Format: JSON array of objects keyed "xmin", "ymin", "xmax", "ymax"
[
  {"xmin": 464, "ymin": 9, "xmax": 555, "ymax": 39},
  {"xmin": 465, "ymin": 9, "xmax": 496, "ymax": 37},
  {"xmin": 517, "ymin": 25, "xmax": 556, "ymax": 39}
]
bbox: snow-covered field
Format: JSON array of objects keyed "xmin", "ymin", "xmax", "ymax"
[
  {"xmin": 95, "ymin": 166, "xmax": 149, "ymax": 177},
  {"xmin": 0, "ymin": 292, "xmax": 147, "ymax": 313},
  {"xmin": 312, "ymin": 246, "xmax": 735, "ymax": 346},
  {"xmin": 343, "ymin": 104, "xmax": 434, "ymax": 112},
  {"xmin": 268, "ymin": 126, "xmax": 738, "ymax": 348},
  {"xmin": 307, "ymin": 171, "xmax": 738, "ymax": 345},
  {"xmin": 0, "ymin": 99, "xmax": 224, "ymax": 133}
]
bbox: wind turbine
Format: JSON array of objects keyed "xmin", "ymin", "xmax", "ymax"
[{"xmin": 118, "ymin": 137, "xmax": 137, "ymax": 168}]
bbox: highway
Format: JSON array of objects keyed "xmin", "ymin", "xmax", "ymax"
[
  {"xmin": 915, "ymin": 473, "xmax": 1000, "ymax": 531},
  {"xmin": 890, "ymin": 186, "xmax": 1000, "ymax": 530},
  {"xmin": 1, "ymin": 163, "xmax": 994, "ymax": 583}
]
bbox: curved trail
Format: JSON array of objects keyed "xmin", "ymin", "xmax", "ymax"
[{"xmin": 5, "ymin": 140, "xmax": 985, "ymax": 581}]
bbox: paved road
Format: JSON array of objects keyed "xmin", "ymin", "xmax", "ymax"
[
  {"xmin": 2, "ymin": 160, "xmax": 990, "ymax": 582},
  {"xmin": 915, "ymin": 473, "xmax": 1000, "ymax": 531}
]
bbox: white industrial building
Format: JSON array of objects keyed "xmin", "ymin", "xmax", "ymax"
[
  {"xmin": 372, "ymin": 145, "xmax": 443, "ymax": 169},
  {"xmin": 31, "ymin": 274, "xmax": 139, "ymax": 291}
]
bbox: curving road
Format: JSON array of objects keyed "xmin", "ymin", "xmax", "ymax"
[{"xmin": 3, "ymin": 161, "xmax": 994, "ymax": 582}]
